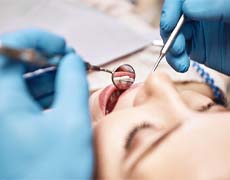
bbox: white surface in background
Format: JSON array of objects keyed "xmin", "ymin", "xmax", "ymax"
[{"xmin": 0, "ymin": 0, "xmax": 157, "ymax": 65}]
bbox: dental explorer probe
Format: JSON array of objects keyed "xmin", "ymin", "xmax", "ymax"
[{"xmin": 152, "ymin": 14, "xmax": 185, "ymax": 72}]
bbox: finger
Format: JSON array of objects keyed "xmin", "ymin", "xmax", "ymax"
[
  {"xmin": 182, "ymin": 0, "xmax": 230, "ymax": 22},
  {"xmin": 0, "ymin": 28, "xmax": 67, "ymax": 112},
  {"xmin": 160, "ymin": 29, "xmax": 186, "ymax": 56},
  {"xmin": 160, "ymin": 0, "xmax": 183, "ymax": 33},
  {"xmin": 0, "ymin": 28, "xmax": 67, "ymax": 57},
  {"xmin": 47, "ymin": 54, "xmax": 92, "ymax": 177},
  {"xmin": 53, "ymin": 53, "xmax": 89, "ymax": 115},
  {"xmin": 165, "ymin": 51, "xmax": 190, "ymax": 73},
  {"xmin": 0, "ymin": 56, "xmax": 41, "ymax": 112},
  {"xmin": 181, "ymin": 22, "xmax": 194, "ymax": 40}
]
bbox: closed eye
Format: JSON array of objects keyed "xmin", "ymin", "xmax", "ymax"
[
  {"xmin": 124, "ymin": 122, "xmax": 152, "ymax": 150},
  {"xmin": 198, "ymin": 102, "xmax": 215, "ymax": 112}
]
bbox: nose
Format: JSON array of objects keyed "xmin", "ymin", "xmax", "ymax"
[{"xmin": 133, "ymin": 71, "xmax": 185, "ymax": 108}]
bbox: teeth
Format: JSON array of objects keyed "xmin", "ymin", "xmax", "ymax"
[
  {"xmin": 115, "ymin": 91, "xmax": 120, "ymax": 96},
  {"xmin": 113, "ymin": 76, "xmax": 134, "ymax": 83},
  {"xmin": 109, "ymin": 95, "xmax": 115, "ymax": 102},
  {"xmin": 105, "ymin": 90, "xmax": 122, "ymax": 114},
  {"xmin": 109, "ymin": 91, "xmax": 121, "ymax": 102}
]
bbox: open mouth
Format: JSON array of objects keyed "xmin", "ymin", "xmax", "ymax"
[{"xmin": 99, "ymin": 85, "xmax": 125, "ymax": 115}]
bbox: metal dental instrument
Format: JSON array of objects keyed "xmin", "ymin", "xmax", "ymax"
[
  {"xmin": 0, "ymin": 43, "xmax": 51, "ymax": 68},
  {"xmin": 0, "ymin": 44, "xmax": 136, "ymax": 90},
  {"xmin": 152, "ymin": 40, "xmax": 164, "ymax": 47},
  {"xmin": 152, "ymin": 14, "xmax": 185, "ymax": 72},
  {"xmin": 78, "ymin": 62, "xmax": 136, "ymax": 90}
]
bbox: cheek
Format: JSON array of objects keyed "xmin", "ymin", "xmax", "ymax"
[{"xmin": 93, "ymin": 119, "xmax": 128, "ymax": 179}]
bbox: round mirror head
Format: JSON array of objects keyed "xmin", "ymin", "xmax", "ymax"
[{"xmin": 112, "ymin": 64, "xmax": 135, "ymax": 90}]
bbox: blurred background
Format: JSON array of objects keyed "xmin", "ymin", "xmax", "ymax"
[
  {"xmin": 128, "ymin": 0, "xmax": 163, "ymax": 27},
  {"xmin": 83, "ymin": 0, "xmax": 164, "ymax": 27}
]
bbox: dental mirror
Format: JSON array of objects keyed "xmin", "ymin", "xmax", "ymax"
[
  {"xmin": 86, "ymin": 62, "xmax": 135, "ymax": 90},
  {"xmin": 112, "ymin": 64, "xmax": 135, "ymax": 90}
]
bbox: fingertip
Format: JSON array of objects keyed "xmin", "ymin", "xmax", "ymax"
[
  {"xmin": 166, "ymin": 52, "xmax": 190, "ymax": 73},
  {"xmin": 59, "ymin": 53, "xmax": 86, "ymax": 78}
]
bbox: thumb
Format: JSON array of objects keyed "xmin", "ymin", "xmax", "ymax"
[
  {"xmin": 53, "ymin": 53, "xmax": 89, "ymax": 115},
  {"xmin": 183, "ymin": 0, "xmax": 230, "ymax": 22}
]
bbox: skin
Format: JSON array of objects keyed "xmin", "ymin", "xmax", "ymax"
[{"xmin": 90, "ymin": 72, "xmax": 230, "ymax": 179}]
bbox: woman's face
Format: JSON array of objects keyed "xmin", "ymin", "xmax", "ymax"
[{"xmin": 90, "ymin": 72, "xmax": 230, "ymax": 179}]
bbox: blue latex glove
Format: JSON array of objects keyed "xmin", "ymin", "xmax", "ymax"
[
  {"xmin": 160, "ymin": 0, "xmax": 230, "ymax": 75},
  {"xmin": 0, "ymin": 29, "xmax": 93, "ymax": 179}
]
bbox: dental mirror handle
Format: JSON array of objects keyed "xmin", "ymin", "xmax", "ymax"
[
  {"xmin": 0, "ymin": 44, "xmax": 102, "ymax": 70},
  {"xmin": 85, "ymin": 62, "xmax": 113, "ymax": 74},
  {"xmin": 0, "ymin": 44, "xmax": 112, "ymax": 74},
  {"xmin": 152, "ymin": 14, "xmax": 185, "ymax": 72}
]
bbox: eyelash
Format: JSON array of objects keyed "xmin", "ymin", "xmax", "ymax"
[
  {"xmin": 124, "ymin": 122, "xmax": 152, "ymax": 150},
  {"xmin": 199, "ymin": 102, "xmax": 215, "ymax": 112},
  {"xmin": 124, "ymin": 102, "xmax": 216, "ymax": 149}
]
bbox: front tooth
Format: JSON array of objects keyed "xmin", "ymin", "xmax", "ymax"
[
  {"xmin": 109, "ymin": 93, "xmax": 115, "ymax": 102},
  {"xmin": 115, "ymin": 91, "xmax": 120, "ymax": 96}
]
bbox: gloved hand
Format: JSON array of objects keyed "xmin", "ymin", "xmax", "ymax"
[
  {"xmin": 160, "ymin": 0, "xmax": 230, "ymax": 75},
  {"xmin": 0, "ymin": 29, "xmax": 93, "ymax": 179}
]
